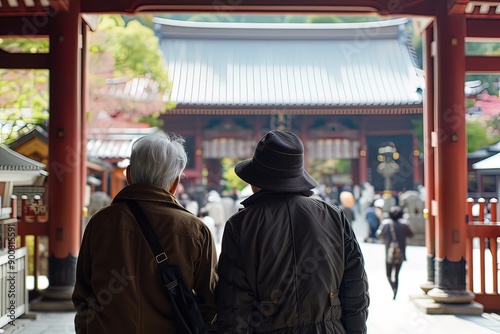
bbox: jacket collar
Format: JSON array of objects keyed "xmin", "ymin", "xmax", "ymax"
[
  {"xmin": 112, "ymin": 183, "xmax": 181, "ymax": 206},
  {"xmin": 240, "ymin": 189, "xmax": 313, "ymax": 207}
]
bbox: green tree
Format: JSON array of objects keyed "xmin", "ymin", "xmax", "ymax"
[
  {"xmin": 0, "ymin": 39, "xmax": 49, "ymax": 143},
  {"xmin": 0, "ymin": 15, "xmax": 171, "ymax": 142},
  {"xmin": 487, "ymin": 114, "xmax": 500, "ymax": 136},
  {"xmin": 90, "ymin": 16, "xmax": 167, "ymax": 82},
  {"xmin": 221, "ymin": 158, "xmax": 247, "ymax": 192},
  {"xmin": 87, "ymin": 15, "xmax": 172, "ymax": 125},
  {"xmin": 467, "ymin": 120, "xmax": 499, "ymax": 153},
  {"xmin": 0, "ymin": 38, "xmax": 49, "ymax": 53},
  {"xmin": 412, "ymin": 119, "xmax": 423, "ymax": 151}
]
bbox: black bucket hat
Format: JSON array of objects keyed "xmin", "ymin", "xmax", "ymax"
[{"xmin": 235, "ymin": 130, "xmax": 318, "ymax": 192}]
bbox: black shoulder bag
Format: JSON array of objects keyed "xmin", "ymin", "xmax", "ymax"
[
  {"xmin": 387, "ymin": 221, "xmax": 403, "ymax": 265},
  {"xmin": 125, "ymin": 200, "xmax": 208, "ymax": 334}
]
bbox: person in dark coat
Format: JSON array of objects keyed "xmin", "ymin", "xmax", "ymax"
[
  {"xmin": 376, "ymin": 205, "xmax": 414, "ymax": 300},
  {"xmin": 216, "ymin": 130, "xmax": 369, "ymax": 334},
  {"xmin": 364, "ymin": 201, "xmax": 381, "ymax": 242}
]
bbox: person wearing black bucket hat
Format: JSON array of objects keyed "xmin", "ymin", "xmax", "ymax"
[
  {"xmin": 234, "ymin": 130, "xmax": 318, "ymax": 192},
  {"xmin": 217, "ymin": 130, "xmax": 369, "ymax": 334}
]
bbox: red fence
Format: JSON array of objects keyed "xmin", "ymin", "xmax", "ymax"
[{"xmin": 466, "ymin": 197, "xmax": 500, "ymax": 311}]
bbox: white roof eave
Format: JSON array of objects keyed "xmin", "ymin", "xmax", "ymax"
[{"xmin": 472, "ymin": 152, "xmax": 500, "ymax": 170}]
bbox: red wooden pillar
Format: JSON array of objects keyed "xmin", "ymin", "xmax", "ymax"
[
  {"xmin": 300, "ymin": 117, "xmax": 310, "ymax": 171},
  {"xmin": 81, "ymin": 22, "xmax": 88, "ymax": 236},
  {"xmin": 46, "ymin": 0, "xmax": 82, "ymax": 297},
  {"xmin": 195, "ymin": 119, "xmax": 203, "ymax": 186},
  {"xmin": 422, "ymin": 25, "xmax": 436, "ymax": 291},
  {"xmin": 412, "ymin": 136, "xmax": 422, "ymax": 187},
  {"xmin": 102, "ymin": 171, "xmax": 109, "ymax": 194},
  {"xmin": 359, "ymin": 131, "xmax": 367, "ymax": 184},
  {"xmin": 205, "ymin": 159, "xmax": 222, "ymax": 190},
  {"xmin": 427, "ymin": 5, "xmax": 474, "ymax": 303}
]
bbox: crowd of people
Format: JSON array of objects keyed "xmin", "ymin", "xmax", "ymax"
[
  {"xmin": 71, "ymin": 129, "xmax": 416, "ymax": 333},
  {"xmin": 178, "ymin": 189, "xmax": 239, "ymax": 245}
]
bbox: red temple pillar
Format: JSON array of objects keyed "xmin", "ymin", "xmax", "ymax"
[
  {"xmin": 421, "ymin": 25, "xmax": 436, "ymax": 292},
  {"xmin": 427, "ymin": 6, "xmax": 474, "ymax": 304},
  {"xmin": 300, "ymin": 117, "xmax": 310, "ymax": 171},
  {"xmin": 205, "ymin": 159, "xmax": 222, "ymax": 191},
  {"xmin": 412, "ymin": 136, "xmax": 422, "ymax": 187},
  {"xmin": 359, "ymin": 131, "xmax": 367, "ymax": 184},
  {"xmin": 81, "ymin": 23, "xmax": 89, "ymax": 237},
  {"xmin": 46, "ymin": 0, "xmax": 82, "ymax": 299},
  {"xmin": 195, "ymin": 119, "xmax": 203, "ymax": 186}
]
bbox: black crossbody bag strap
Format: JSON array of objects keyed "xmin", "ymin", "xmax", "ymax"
[
  {"xmin": 124, "ymin": 199, "xmax": 208, "ymax": 334},
  {"xmin": 125, "ymin": 200, "xmax": 178, "ymax": 289}
]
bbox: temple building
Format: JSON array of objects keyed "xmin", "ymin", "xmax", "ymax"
[{"xmin": 154, "ymin": 17, "xmax": 424, "ymax": 193}]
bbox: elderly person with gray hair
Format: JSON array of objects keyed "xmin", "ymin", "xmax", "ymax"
[{"xmin": 73, "ymin": 131, "xmax": 218, "ymax": 333}]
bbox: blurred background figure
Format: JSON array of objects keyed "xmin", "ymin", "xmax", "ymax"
[
  {"xmin": 359, "ymin": 182, "xmax": 375, "ymax": 217},
  {"xmin": 220, "ymin": 191, "xmax": 238, "ymax": 222},
  {"xmin": 88, "ymin": 191, "xmax": 112, "ymax": 217},
  {"xmin": 365, "ymin": 201, "xmax": 381, "ymax": 243},
  {"xmin": 339, "ymin": 190, "xmax": 356, "ymax": 224},
  {"xmin": 377, "ymin": 205, "xmax": 414, "ymax": 300},
  {"xmin": 198, "ymin": 207, "xmax": 217, "ymax": 242},
  {"xmin": 179, "ymin": 192, "xmax": 199, "ymax": 216},
  {"xmin": 85, "ymin": 191, "xmax": 112, "ymax": 228},
  {"xmin": 202, "ymin": 190, "xmax": 226, "ymax": 243}
]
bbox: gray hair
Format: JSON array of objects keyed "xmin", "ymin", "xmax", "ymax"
[{"xmin": 129, "ymin": 131, "xmax": 188, "ymax": 189}]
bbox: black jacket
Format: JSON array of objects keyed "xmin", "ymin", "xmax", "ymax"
[{"xmin": 216, "ymin": 190, "xmax": 369, "ymax": 333}]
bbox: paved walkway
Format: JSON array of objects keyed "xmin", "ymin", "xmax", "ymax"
[{"xmin": 3, "ymin": 219, "xmax": 500, "ymax": 333}]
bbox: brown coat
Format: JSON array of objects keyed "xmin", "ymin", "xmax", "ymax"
[{"xmin": 72, "ymin": 184, "xmax": 218, "ymax": 333}]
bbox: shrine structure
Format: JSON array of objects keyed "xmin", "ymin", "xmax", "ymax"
[{"xmin": 154, "ymin": 17, "xmax": 424, "ymax": 193}]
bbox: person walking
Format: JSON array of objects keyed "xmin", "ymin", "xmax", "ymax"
[
  {"xmin": 377, "ymin": 205, "xmax": 414, "ymax": 300},
  {"xmin": 72, "ymin": 131, "xmax": 218, "ymax": 333},
  {"xmin": 339, "ymin": 190, "xmax": 356, "ymax": 224},
  {"xmin": 364, "ymin": 201, "xmax": 381, "ymax": 243},
  {"xmin": 216, "ymin": 130, "xmax": 369, "ymax": 333}
]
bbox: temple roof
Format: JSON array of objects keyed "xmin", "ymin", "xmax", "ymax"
[
  {"xmin": 86, "ymin": 127, "xmax": 158, "ymax": 160},
  {"xmin": 0, "ymin": 144, "xmax": 45, "ymax": 171},
  {"xmin": 468, "ymin": 141, "xmax": 500, "ymax": 159},
  {"xmin": 0, "ymin": 143, "xmax": 46, "ymax": 185},
  {"xmin": 154, "ymin": 17, "xmax": 423, "ymax": 114},
  {"xmin": 8, "ymin": 125, "xmax": 48, "ymax": 149},
  {"xmin": 7, "ymin": 124, "xmax": 158, "ymax": 163},
  {"xmin": 473, "ymin": 152, "xmax": 500, "ymax": 170}
]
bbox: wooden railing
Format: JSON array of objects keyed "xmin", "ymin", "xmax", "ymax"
[{"xmin": 466, "ymin": 197, "xmax": 500, "ymax": 312}]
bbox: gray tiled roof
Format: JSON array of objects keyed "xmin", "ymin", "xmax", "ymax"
[
  {"xmin": 0, "ymin": 144, "xmax": 45, "ymax": 171},
  {"xmin": 86, "ymin": 127, "xmax": 158, "ymax": 160},
  {"xmin": 0, "ymin": 144, "xmax": 46, "ymax": 185},
  {"xmin": 473, "ymin": 152, "xmax": 500, "ymax": 170},
  {"xmin": 100, "ymin": 76, "xmax": 160, "ymax": 102},
  {"xmin": 155, "ymin": 18, "xmax": 423, "ymax": 111},
  {"xmin": 468, "ymin": 141, "xmax": 500, "ymax": 159}
]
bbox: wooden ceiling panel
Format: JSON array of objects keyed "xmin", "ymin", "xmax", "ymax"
[
  {"xmin": 0, "ymin": 16, "xmax": 50, "ymax": 37},
  {"xmin": 467, "ymin": 18, "xmax": 500, "ymax": 39},
  {"xmin": 0, "ymin": 0, "xmax": 68, "ymax": 16}
]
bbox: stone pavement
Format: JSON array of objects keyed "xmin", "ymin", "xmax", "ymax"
[{"xmin": 3, "ymin": 220, "xmax": 500, "ymax": 333}]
